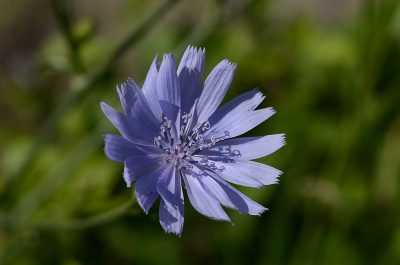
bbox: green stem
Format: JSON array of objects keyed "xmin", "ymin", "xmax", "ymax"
[
  {"xmin": 8, "ymin": 0, "xmax": 180, "ymax": 184},
  {"xmin": 0, "ymin": 197, "xmax": 136, "ymax": 230},
  {"xmin": 50, "ymin": 0, "xmax": 84, "ymax": 72}
]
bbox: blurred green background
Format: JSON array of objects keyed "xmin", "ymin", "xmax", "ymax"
[{"xmin": 1, "ymin": 0, "xmax": 400, "ymax": 264}]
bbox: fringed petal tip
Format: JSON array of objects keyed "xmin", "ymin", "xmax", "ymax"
[
  {"xmin": 251, "ymin": 87, "xmax": 264, "ymax": 95},
  {"xmin": 237, "ymin": 206, "xmax": 268, "ymax": 217},
  {"xmin": 186, "ymin": 45, "xmax": 206, "ymax": 54},
  {"xmin": 254, "ymin": 89, "xmax": 266, "ymax": 104},
  {"xmin": 269, "ymin": 107, "xmax": 277, "ymax": 115},
  {"xmin": 242, "ymin": 204, "xmax": 267, "ymax": 216},
  {"xmin": 258, "ymin": 207, "xmax": 268, "ymax": 216},
  {"xmin": 234, "ymin": 208, "xmax": 268, "ymax": 217},
  {"xmin": 123, "ymin": 173, "xmax": 132, "ymax": 188},
  {"xmin": 125, "ymin": 182, "xmax": 132, "ymax": 188},
  {"xmin": 209, "ymin": 215, "xmax": 232, "ymax": 223},
  {"xmin": 255, "ymin": 207, "xmax": 269, "ymax": 217},
  {"xmin": 135, "ymin": 195, "xmax": 149, "ymax": 215},
  {"xmin": 162, "ymin": 53, "xmax": 175, "ymax": 61},
  {"xmin": 274, "ymin": 133, "xmax": 286, "ymax": 152},
  {"xmin": 162, "ymin": 227, "xmax": 183, "ymax": 238},
  {"xmin": 159, "ymin": 213, "xmax": 184, "ymax": 237},
  {"xmin": 159, "ymin": 217, "xmax": 184, "ymax": 237},
  {"xmin": 99, "ymin": 101, "xmax": 108, "ymax": 111},
  {"xmin": 220, "ymin": 59, "xmax": 237, "ymax": 69},
  {"xmin": 281, "ymin": 133, "xmax": 287, "ymax": 146},
  {"xmin": 116, "ymin": 78, "xmax": 135, "ymax": 91}
]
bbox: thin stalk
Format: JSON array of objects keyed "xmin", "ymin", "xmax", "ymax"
[
  {"xmin": 0, "ymin": 196, "xmax": 136, "ymax": 230},
  {"xmin": 50, "ymin": 0, "xmax": 84, "ymax": 72}
]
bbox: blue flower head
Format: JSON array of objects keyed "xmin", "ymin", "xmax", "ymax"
[{"xmin": 101, "ymin": 46, "xmax": 285, "ymax": 236}]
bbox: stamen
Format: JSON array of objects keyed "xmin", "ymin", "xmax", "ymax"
[{"xmin": 153, "ymin": 114, "xmax": 220, "ymax": 170}]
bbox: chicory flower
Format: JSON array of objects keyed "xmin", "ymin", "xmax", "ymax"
[{"xmin": 101, "ymin": 46, "xmax": 285, "ymax": 236}]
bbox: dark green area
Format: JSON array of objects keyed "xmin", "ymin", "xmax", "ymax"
[{"xmin": 1, "ymin": 0, "xmax": 399, "ymax": 264}]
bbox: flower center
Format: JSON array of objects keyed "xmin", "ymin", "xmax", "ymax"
[{"xmin": 154, "ymin": 113, "xmax": 218, "ymax": 169}]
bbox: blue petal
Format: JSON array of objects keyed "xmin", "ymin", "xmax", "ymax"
[
  {"xmin": 178, "ymin": 46, "xmax": 205, "ymax": 113},
  {"xmin": 103, "ymin": 133, "xmax": 161, "ymax": 187},
  {"xmin": 123, "ymin": 163, "xmax": 132, "ymax": 187},
  {"xmin": 101, "ymin": 102, "xmax": 148, "ymax": 146},
  {"xmin": 197, "ymin": 60, "xmax": 236, "ymax": 122},
  {"xmin": 142, "ymin": 56, "xmax": 163, "ymax": 120},
  {"xmin": 159, "ymin": 100, "xmax": 180, "ymax": 124},
  {"xmin": 179, "ymin": 68, "xmax": 201, "ymax": 114},
  {"xmin": 103, "ymin": 134, "xmax": 137, "ymax": 162},
  {"xmin": 135, "ymin": 165, "xmax": 164, "ymax": 214},
  {"xmin": 116, "ymin": 84, "xmax": 138, "ymax": 116},
  {"xmin": 183, "ymin": 168, "xmax": 230, "ymax": 221},
  {"xmin": 157, "ymin": 165, "xmax": 184, "ymax": 236},
  {"xmin": 118, "ymin": 79, "xmax": 160, "ymax": 130},
  {"xmin": 101, "ymin": 82, "xmax": 160, "ymax": 146},
  {"xmin": 195, "ymin": 158, "xmax": 281, "ymax": 187},
  {"xmin": 197, "ymin": 166, "xmax": 267, "ymax": 215},
  {"xmin": 177, "ymin": 46, "xmax": 205, "ymax": 75},
  {"xmin": 207, "ymin": 88, "xmax": 264, "ymax": 126},
  {"xmin": 123, "ymin": 150, "xmax": 161, "ymax": 187},
  {"xmin": 157, "ymin": 54, "xmax": 181, "ymax": 111},
  {"xmin": 202, "ymin": 134, "xmax": 285, "ymax": 160},
  {"xmin": 205, "ymin": 107, "xmax": 276, "ymax": 140}
]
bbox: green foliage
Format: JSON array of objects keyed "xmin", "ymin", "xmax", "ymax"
[{"xmin": 0, "ymin": 0, "xmax": 400, "ymax": 264}]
